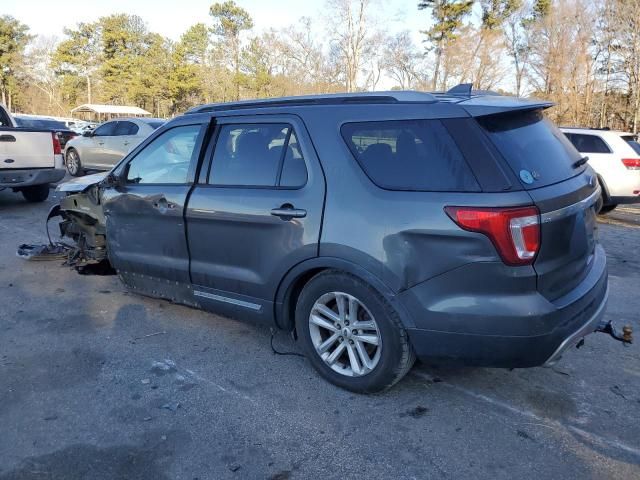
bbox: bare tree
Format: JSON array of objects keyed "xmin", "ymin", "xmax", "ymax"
[
  {"xmin": 326, "ymin": 0, "xmax": 375, "ymax": 92},
  {"xmin": 503, "ymin": 2, "xmax": 530, "ymax": 96},
  {"xmin": 23, "ymin": 35, "xmax": 67, "ymax": 114},
  {"xmin": 383, "ymin": 31, "xmax": 421, "ymax": 89},
  {"xmin": 611, "ymin": 0, "xmax": 640, "ymax": 132}
]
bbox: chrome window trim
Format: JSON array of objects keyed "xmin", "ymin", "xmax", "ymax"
[
  {"xmin": 194, "ymin": 290, "xmax": 262, "ymax": 312},
  {"xmin": 540, "ymin": 188, "xmax": 600, "ymax": 224}
]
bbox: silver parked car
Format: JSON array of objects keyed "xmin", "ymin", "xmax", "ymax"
[{"xmin": 64, "ymin": 117, "xmax": 165, "ymax": 176}]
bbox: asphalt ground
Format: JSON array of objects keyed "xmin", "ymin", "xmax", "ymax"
[{"xmin": 0, "ymin": 188, "xmax": 639, "ymax": 479}]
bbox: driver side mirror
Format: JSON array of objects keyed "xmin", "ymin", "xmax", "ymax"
[
  {"xmin": 82, "ymin": 131, "xmax": 94, "ymax": 137},
  {"xmin": 103, "ymin": 172, "xmax": 125, "ymax": 188}
]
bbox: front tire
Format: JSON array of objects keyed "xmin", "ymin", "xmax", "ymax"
[
  {"xmin": 66, "ymin": 149, "xmax": 84, "ymax": 177},
  {"xmin": 295, "ymin": 270, "xmax": 415, "ymax": 393},
  {"xmin": 21, "ymin": 184, "xmax": 50, "ymax": 203}
]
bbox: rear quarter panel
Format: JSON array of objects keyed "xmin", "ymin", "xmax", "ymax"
[{"xmin": 298, "ymin": 105, "xmax": 535, "ymax": 293}]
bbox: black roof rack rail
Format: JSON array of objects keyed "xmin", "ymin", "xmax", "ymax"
[{"xmin": 186, "ymin": 91, "xmax": 438, "ymax": 114}]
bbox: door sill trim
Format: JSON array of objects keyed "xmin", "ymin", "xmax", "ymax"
[{"xmin": 193, "ymin": 289, "xmax": 262, "ymax": 312}]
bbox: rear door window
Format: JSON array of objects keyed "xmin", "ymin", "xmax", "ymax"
[
  {"xmin": 477, "ymin": 110, "xmax": 583, "ymax": 189},
  {"xmin": 209, "ymin": 124, "xmax": 308, "ymax": 188},
  {"xmin": 279, "ymin": 131, "xmax": 307, "ymax": 187},
  {"xmin": 114, "ymin": 121, "xmax": 139, "ymax": 136},
  {"xmin": 564, "ymin": 133, "xmax": 611, "ymax": 154},
  {"xmin": 341, "ymin": 120, "xmax": 480, "ymax": 191}
]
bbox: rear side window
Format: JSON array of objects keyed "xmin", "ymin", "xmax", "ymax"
[
  {"xmin": 628, "ymin": 141, "xmax": 640, "ymax": 155},
  {"xmin": 621, "ymin": 135, "xmax": 640, "ymax": 154},
  {"xmin": 564, "ymin": 133, "xmax": 611, "ymax": 154},
  {"xmin": 341, "ymin": 120, "xmax": 480, "ymax": 191},
  {"xmin": 477, "ymin": 110, "xmax": 583, "ymax": 189},
  {"xmin": 115, "ymin": 121, "xmax": 139, "ymax": 136},
  {"xmin": 147, "ymin": 121, "xmax": 165, "ymax": 130},
  {"xmin": 209, "ymin": 124, "xmax": 307, "ymax": 188}
]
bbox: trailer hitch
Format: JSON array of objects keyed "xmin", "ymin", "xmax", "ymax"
[{"xmin": 596, "ymin": 320, "xmax": 633, "ymax": 345}]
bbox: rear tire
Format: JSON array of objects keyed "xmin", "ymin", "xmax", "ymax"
[
  {"xmin": 21, "ymin": 184, "xmax": 49, "ymax": 203},
  {"xmin": 66, "ymin": 149, "xmax": 84, "ymax": 177},
  {"xmin": 295, "ymin": 270, "xmax": 415, "ymax": 393},
  {"xmin": 598, "ymin": 204, "xmax": 617, "ymax": 214}
]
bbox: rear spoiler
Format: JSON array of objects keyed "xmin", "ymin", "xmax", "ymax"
[{"xmin": 458, "ymin": 95, "xmax": 555, "ymax": 118}]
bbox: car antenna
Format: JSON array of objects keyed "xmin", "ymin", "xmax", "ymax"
[{"xmin": 447, "ymin": 83, "xmax": 473, "ymax": 97}]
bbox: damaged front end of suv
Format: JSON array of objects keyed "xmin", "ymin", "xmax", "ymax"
[{"xmin": 49, "ymin": 172, "xmax": 110, "ymax": 267}]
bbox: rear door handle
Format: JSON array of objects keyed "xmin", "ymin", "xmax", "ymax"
[
  {"xmin": 271, "ymin": 205, "xmax": 307, "ymax": 219},
  {"xmin": 0, "ymin": 134, "xmax": 16, "ymax": 142}
]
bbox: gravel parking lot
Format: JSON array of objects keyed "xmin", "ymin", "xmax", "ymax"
[{"xmin": 1, "ymin": 189, "xmax": 639, "ymax": 480}]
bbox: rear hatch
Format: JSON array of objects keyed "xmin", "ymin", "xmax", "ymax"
[{"xmin": 475, "ymin": 109, "xmax": 599, "ymax": 301}]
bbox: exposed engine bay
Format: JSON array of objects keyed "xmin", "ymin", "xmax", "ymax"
[{"xmin": 48, "ymin": 172, "xmax": 110, "ymax": 268}]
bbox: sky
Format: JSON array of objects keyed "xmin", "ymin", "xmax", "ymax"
[{"xmin": 3, "ymin": 0, "xmax": 430, "ymax": 43}]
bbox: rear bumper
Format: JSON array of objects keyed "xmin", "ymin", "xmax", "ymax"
[
  {"xmin": 604, "ymin": 171, "xmax": 640, "ymax": 203},
  {"xmin": 0, "ymin": 168, "xmax": 65, "ymax": 188},
  {"xmin": 402, "ymin": 244, "xmax": 609, "ymax": 368}
]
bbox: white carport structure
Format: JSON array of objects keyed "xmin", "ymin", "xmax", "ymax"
[{"xmin": 70, "ymin": 104, "xmax": 152, "ymax": 122}]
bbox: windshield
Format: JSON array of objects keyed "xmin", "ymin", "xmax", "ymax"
[
  {"xmin": 477, "ymin": 110, "xmax": 583, "ymax": 189},
  {"xmin": 15, "ymin": 117, "xmax": 67, "ymax": 130}
]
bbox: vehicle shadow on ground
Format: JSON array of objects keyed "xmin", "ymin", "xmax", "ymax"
[{"xmin": 0, "ymin": 429, "xmax": 189, "ymax": 480}]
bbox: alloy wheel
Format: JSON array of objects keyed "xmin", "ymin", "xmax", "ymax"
[
  {"xmin": 308, "ymin": 291, "xmax": 382, "ymax": 377},
  {"xmin": 66, "ymin": 151, "xmax": 79, "ymax": 175}
]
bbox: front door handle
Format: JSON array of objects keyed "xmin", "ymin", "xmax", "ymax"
[
  {"xmin": 271, "ymin": 204, "xmax": 307, "ymax": 219},
  {"xmin": 0, "ymin": 134, "xmax": 16, "ymax": 142}
]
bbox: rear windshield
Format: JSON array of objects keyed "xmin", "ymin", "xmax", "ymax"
[
  {"xmin": 341, "ymin": 119, "xmax": 480, "ymax": 192},
  {"xmin": 477, "ymin": 110, "xmax": 583, "ymax": 189}
]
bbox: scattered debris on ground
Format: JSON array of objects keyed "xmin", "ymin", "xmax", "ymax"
[{"xmin": 17, "ymin": 243, "xmax": 70, "ymax": 261}]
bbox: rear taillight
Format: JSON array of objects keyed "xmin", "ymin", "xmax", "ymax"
[
  {"xmin": 622, "ymin": 158, "xmax": 640, "ymax": 169},
  {"xmin": 52, "ymin": 132, "xmax": 62, "ymax": 155},
  {"xmin": 445, "ymin": 206, "xmax": 541, "ymax": 266}
]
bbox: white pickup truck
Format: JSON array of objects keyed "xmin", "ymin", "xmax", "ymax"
[{"xmin": 0, "ymin": 103, "xmax": 65, "ymax": 202}]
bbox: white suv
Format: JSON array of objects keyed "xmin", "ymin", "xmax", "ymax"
[{"xmin": 561, "ymin": 127, "xmax": 640, "ymax": 213}]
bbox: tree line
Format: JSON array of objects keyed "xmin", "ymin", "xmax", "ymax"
[{"xmin": 1, "ymin": 0, "xmax": 639, "ymax": 132}]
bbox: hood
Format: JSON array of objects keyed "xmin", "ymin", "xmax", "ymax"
[{"xmin": 56, "ymin": 171, "xmax": 109, "ymax": 193}]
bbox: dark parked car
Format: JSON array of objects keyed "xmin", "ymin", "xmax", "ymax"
[
  {"xmin": 54, "ymin": 87, "xmax": 611, "ymax": 392},
  {"xmin": 14, "ymin": 115, "xmax": 78, "ymax": 149}
]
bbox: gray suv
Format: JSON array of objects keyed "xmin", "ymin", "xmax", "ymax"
[{"xmin": 56, "ymin": 87, "xmax": 609, "ymax": 392}]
